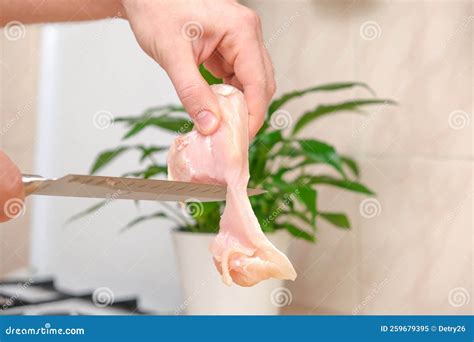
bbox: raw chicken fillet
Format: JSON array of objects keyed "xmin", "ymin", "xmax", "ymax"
[{"xmin": 168, "ymin": 84, "xmax": 297, "ymax": 287}]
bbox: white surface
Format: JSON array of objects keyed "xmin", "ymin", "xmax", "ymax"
[{"xmin": 31, "ymin": 19, "xmax": 182, "ymax": 311}]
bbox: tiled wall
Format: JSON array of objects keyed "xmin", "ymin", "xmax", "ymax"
[
  {"xmin": 0, "ymin": 26, "xmax": 39, "ymax": 276},
  {"xmin": 247, "ymin": 0, "xmax": 473, "ymax": 314}
]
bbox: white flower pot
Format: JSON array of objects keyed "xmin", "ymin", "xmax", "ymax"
[{"xmin": 172, "ymin": 229, "xmax": 293, "ymax": 315}]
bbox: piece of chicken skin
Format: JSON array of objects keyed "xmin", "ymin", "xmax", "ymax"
[{"xmin": 168, "ymin": 84, "xmax": 297, "ymax": 287}]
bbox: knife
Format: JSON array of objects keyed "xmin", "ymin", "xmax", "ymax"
[{"xmin": 22, "ymin": 174, "xmax": 266, "ymax": 202}]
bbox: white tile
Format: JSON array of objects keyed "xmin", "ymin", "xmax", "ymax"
[
  {"xmin": 357, "ymin": 158, "xmax": 473, "ymax": 314},
  {"xmin": 353, "ymin": 1, "xmax": 473, "ymax": 159}
]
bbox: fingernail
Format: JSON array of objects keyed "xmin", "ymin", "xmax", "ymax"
[{"xmin": 196, "ymin": 110, "xmax": 218, "ymax": 134}]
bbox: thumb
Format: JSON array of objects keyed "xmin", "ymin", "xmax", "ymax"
[
  {"xmin": 163, "ymin": 48, "xmax": 221, "ymax": 135},
  {"xmin": 0, "ymin": 151, "xmax": 25, "ymax": 223}
]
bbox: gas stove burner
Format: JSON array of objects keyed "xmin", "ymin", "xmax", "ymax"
[{"xmin": 0, "ymin": 277, "xmax": 148, "ymax": 315}]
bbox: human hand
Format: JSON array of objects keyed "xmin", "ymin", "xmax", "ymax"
[
  {"xmin": 0, "ymin": 151, "xmax": 25, "ymax": 223},
  {"xmin": 122, "ymin": 0, "xmax": 275, "ymax": 137}
]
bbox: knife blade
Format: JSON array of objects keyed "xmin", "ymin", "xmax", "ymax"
[{"xmin": 22, "ymin": 174, "xmax": 266, "ymax": 202}]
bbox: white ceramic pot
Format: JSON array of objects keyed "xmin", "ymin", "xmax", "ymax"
[{"xmin": 172, "ymin": 229, "xmax": 292, "ymax": 315}]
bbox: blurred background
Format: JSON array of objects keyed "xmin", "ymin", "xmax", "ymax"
[{"xmin": 0, "ymin": 0, "xmax": 472, "ymax": 315}]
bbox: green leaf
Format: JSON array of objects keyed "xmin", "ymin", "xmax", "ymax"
[
  {"xmin": 282, "ymin": 223, "xmax": 315, "ymax": 242},
  {"xmin": 296, "ymin": 186, "xmax": 317, "ymax": 224},
  {"xmin": 115, "ymin": 105, "xmax": 185, "ymax": 125},
  {"xmin": 199, "ymin": 64, "xmax": 223, "ymax": 85},
  {"xmin": 298, "ymin": 139, "xmax": 346, "ymax": 178},
  {"xmin": 66, "ymin": 200, "xmax": 107, "ymax": 223},
  {"xmin": 90, "ymin": 145, "xmax": 168, "ymax": 174},
  {"xmin": 259, "ymin": 179, "xmax": 316, "ymax": 227},
  {"xmin": 90, "ymin": 146, "xmax": 130, "ymax": 174},
  {"xmin": 319, "ymin": 212, "xmax": 351, "ymax": 229},
  {"xmin": 283, "ymin": 210, "xmax": 313, "ymax": 227},
  {"xmin": 268, "ymin": 82, "xmax": 375, "ymax": 115},
  {"xmin": 137, "ymin": 146, "xmax": 167, "ymax": 162},
  {"xmin": 123, "ymin": 115, "xmax": 193, "ymax": 139},
  {"xmin": 293, "ymin": 99, "xmax": 396, "ymax": 135},
  {"xmin": 253, "ymin": 130, "xmax": 283, "ymax": 147},
  {"xmin": 341, "ymin": 156, "xmax": 360, "ymax": 178},
  {"xmin": 305, "ymin": 175, "xmax": 375, "ymax": 195},
  {"xmin": 121, "ymin": 211, "xmax": 169, "ymax": 232},
  {"xmin": 271, "ymin": 166, "xmax": 293, "ymax": 183},
  {"xmin": 192, "ymin": 202, "xmax": 222, "ymax": 233},
  {"xmin": 249, "ymin": 130, "xmax": 283, "ymax": 183}
]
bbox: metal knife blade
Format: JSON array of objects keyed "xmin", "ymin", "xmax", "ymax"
[{"xmin": 22, "ymin": 174, "xmax": 266, "ymax": 202}]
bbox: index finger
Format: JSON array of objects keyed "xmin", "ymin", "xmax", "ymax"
[{"xmin": 232, "ymin": 31, "xmax": 271, "ymax": 138}]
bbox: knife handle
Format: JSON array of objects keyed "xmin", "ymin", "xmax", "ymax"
[{"xmin": 22, "ymin": 174, "xmax": 47, "ymax": 196}]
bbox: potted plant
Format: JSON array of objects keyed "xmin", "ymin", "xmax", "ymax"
[{"xmin": 72, "ymin": 66, "xmax": 394, "ymax": 314}]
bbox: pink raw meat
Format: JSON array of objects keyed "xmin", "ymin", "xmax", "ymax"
[{"xmin": 168, "ymin": 84, "xmax": 297, "ymax": 287}]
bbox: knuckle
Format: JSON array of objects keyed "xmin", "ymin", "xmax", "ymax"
[
  {"xmin": 240, "ymin": 8, "xmax": 260, "ymax": 27},
  {"xmin": 269, "ymin": 80, "xmax": 277, "ymax": 97},
  {"xmin": 150, "ymin": 38, "xmax": 169, "ymax": 67},
  {"xmin": 267, "ymin": 73, "xmax": 277, "ymax": 95}
]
